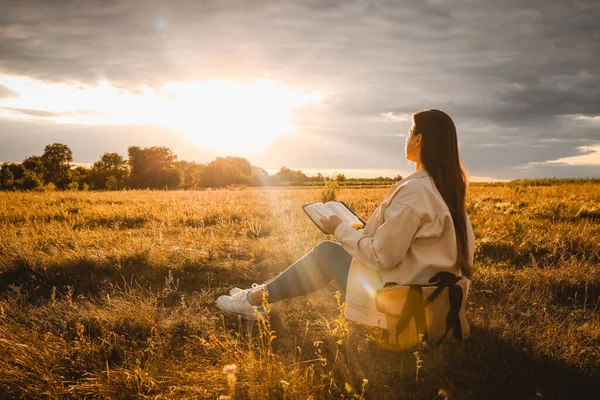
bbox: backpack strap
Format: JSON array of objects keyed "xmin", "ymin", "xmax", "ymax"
[
  {"xmin": 427, "ymin": 272, "xmax": 465, "ymax": 343},
  {"xmin": 391, "ymin": 286, "xmax": 427, "ymax": 340}
]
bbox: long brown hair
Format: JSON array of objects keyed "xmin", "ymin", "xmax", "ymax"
[{"xmin": 412, "ymin": 109, "xmax": 472, "ymax": 278}]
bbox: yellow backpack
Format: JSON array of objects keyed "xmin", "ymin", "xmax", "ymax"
[{"xmin": 374, "ymin": 272, "xmax": 470, "ymax": 350}]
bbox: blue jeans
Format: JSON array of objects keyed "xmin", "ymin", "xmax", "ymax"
[{"xmin": 266, "ymin": 240, "xmax": 352, "ymax": 303}]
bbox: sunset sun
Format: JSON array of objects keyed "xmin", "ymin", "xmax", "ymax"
[{"xmin": 161, "ymin": 78, "xmax": 323, "ymax": 153}]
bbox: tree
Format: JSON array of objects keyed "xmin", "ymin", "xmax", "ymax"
[
  {"xmin": 6, "ymin": 163, "xmax": 25, "ymax": 181},
  {"xmin": 41, "ymin": 143, "xmax": 73, "ymax": 189},
  {"xmin": 17, "ymin": 170, "xmax": 43, "ymax": 190},
  {"xmin": 0, "ymin": 163, "xmax": 15, "ymax": 189},
  {"xmin": 90, "ymin": 152, "xmax": 129, "ymax": 190},
  {"xmin": 275, "ymin": 166, "xmax": 308, "ymax": 184},
  {"xmin": 72, "ymin": 166, "xmax": 92, "ymax": 190},
  {"xmin": 128, "ymin": 146, "xmax": 181, "ymax": 189},
  {"xmin": 105, "ymin": 176, "xmax": 119, "ymax": 190},
  {"xmin": 22, "ymin": 156, "xmax": 43, "ymax": 175},
  {"xmin": 250, "ymin": 166, "xmax": 269, "ymax": 186},
  {"xmin": 335, "ymin": 173, "xmax": 347, "ymax": 182},
  {"xmin": 275, "ymin": 166, "xmax": 294, "ymax": 182},
  {"xmin": 1, "ymin": 163, "xmax": 26, "ymax": 190},
  {"xmin": 175, "ymin": 160, "xmax": 206, "ymax": 189},
  {"xmin": 200, "ymin": 156, "xmax": 253, "ymax": 187},
  {"xmin": 94, "ymin": 152, "xmax": 128, "ymax": 173}
]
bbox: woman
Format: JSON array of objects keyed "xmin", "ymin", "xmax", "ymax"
[{"xmin": 216, "ymin": 109, "xmax": 475, "ymax": 329}]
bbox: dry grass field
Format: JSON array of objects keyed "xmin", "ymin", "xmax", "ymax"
[{"xmin": 0, "ymin": 183, "xmax": 599, "ymax": 399}]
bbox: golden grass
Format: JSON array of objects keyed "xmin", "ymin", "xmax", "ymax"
[{"xmin": 0, "ymin": 184, "xmax": 599, "ymax": 399}]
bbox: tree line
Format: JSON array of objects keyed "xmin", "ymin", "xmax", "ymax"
[{"xmin": 0, "ymin": 143, "xmax": 402, "ymax": 191}]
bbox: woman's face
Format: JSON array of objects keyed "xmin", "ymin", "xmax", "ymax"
[{"xmin": 405, "ymin": 124, "xmax": 422, "ymax": 162}]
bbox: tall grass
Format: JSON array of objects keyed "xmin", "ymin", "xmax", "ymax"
[{"xmin": 0, "ymin": 183, "xmax": 599, "ymax": 398}]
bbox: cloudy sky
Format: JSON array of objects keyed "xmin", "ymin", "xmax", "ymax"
[{"xmin": 0, "ymin": 0, "xmax": 599, "ymax": 180}]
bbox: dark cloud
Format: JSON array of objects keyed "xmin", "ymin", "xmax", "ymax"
[{"xmin": 0, "ymin": 0, "xmax": 599, "ymax": 178}]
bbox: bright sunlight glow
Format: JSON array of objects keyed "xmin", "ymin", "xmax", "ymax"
[
  {"xmin": 0, "ymin": 76, "xmax": 323, "ymax": 153},
  {"xmin": 161, "ymin": 79, "xmax": 323, "ymax": 152}
]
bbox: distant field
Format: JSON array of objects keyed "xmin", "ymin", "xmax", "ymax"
[{"xmin": 0, "ymin": 183, "xmax": 599, "ymax": 399}]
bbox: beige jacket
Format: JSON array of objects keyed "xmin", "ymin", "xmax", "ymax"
[{"xmin": 333, "ymin": 168, "xmax": 475, "ymax": 328}]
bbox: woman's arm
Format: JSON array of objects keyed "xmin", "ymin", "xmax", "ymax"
[{"xmin": 334, "ymin": 198, "xmax": 422, "ymax": 271}]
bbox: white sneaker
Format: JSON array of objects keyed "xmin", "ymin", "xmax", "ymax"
[
  {"xmin": 216, "ymin": 284, "xmax": 267, "ymax": 320},
  {"xmin": 229, "ymin": 287, "xmax": 242, "ymax": 296}
]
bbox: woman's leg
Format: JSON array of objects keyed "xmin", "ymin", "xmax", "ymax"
[
  {"xmin": 216, "ymin": 240, "xmax": 352, "ymax": 319},
  {"xmin": 264, "ymin": 240, "xmax": 352, "ymax": 303}
]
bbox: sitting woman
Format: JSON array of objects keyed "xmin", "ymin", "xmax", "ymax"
[{"xmin": 216, "ymin": 109, "xmax": 475, "ymax": 338}]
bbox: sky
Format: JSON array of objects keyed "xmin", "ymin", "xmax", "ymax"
[{"xmin": 0, "ymin": 0, "xmax": 599, "ymax": 181}]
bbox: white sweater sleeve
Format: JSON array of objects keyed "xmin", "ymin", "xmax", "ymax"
[{"xmin": 334, "ymin": 200, "xmax": 422, "ymax": 271}]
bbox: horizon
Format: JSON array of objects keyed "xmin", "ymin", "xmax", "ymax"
[{"xmin": 0, "ymin": 159, "xmax": 507, "ymax": 182}]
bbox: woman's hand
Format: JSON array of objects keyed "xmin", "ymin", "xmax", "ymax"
[{"xmin": 320, "ymin": 215, "xmax": 344, "ymax": 234}]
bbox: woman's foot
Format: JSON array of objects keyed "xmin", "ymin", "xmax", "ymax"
[
  {"xmin": 216, "ymin": 284, "xmax": 268, "ymax": 320},
  {"xmin": 229, "ymin": 287, "xmax": 265, "ymax": 304}
]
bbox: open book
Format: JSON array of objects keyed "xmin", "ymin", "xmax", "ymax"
[{"xmin": 302, "ymin": 201, "xmax": 366, "ymax": 234}]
